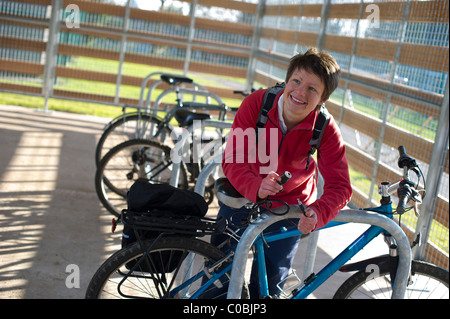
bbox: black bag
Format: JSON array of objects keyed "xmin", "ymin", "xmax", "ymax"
[
  {"xmin": 126, "ymin": 180, "xmax": 208, "ymax": 217},
  {"xmin": 122, "ymin": 180, "xmax": 208, "ymax": 273}
]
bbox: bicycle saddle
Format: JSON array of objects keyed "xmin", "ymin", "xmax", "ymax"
[
  {"xmin": 215, "ymin": 177, "xmax": 250, "ymax": 209},
  {"xmin": 174, "ymin": 108, "xmax": 211, "ymax": 127},
  {"xmin": 160, "ymin": 74, "xmax": 193, "ymax": 85}
]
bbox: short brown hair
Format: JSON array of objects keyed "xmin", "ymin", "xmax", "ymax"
[{"xmin": 286, "ymin": 48, "xmax": 340, "ymax": 101}]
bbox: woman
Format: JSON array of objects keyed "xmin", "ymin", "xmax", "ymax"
[{"xmin": 214, "ymin": 48, "xmax": 352, "ymax": 298}]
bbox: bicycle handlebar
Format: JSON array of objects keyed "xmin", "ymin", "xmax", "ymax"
[
  {"xmin": 395, "ymin": 146, "xmax": 423, "ymax": 215},
  {"xmin": 397, "ymin": 146, "xmax": 418, "ymax": 173},
  {"xmin": 397, "ymin": 181, "xmax": 413, "ymax": 215}
]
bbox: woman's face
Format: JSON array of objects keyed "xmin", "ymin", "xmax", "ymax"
[{"xmin": 282, "ymin": 68, "xmax": 326, "ymax": 129}]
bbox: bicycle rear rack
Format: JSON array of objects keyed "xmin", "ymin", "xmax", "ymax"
[{"xmin": 121, "ymin": 209, "xmax": 226, "ymax": 237}]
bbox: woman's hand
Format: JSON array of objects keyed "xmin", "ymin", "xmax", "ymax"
[
  {"xmin": 257, "ymin": 171, "xmax": 283, "ymax": 199},
  {"xmin": 297, "ymin": 207, "xmax": 317, "ymax": 234}
]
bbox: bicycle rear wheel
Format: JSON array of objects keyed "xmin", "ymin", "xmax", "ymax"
[
  {"xmin": 95, "ymin": 139, "xmax": 188, "ymax": 216},
  {"xmin": 333, "ymin": 260, "xmax": 449, "ymax": 299},
  {"xmin": 95, "ymin": 113, "xmax": 173, "ymax": 166},
  {"xmin": 85, "ymin": 236, "xmax": 230, "ymax": 299}
]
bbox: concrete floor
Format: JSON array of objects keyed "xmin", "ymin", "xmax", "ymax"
[{"xmin": 0, "ymin": 104, "xmax": 386, "ymax": 299}]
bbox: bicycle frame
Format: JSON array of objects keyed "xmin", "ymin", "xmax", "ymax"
[
  {"xmin": 188, "ymin": 153, "xmax": 411, "ymax": 299},
  {"xmin": 163, "ymin": 202, "xmax": 398, "ymax": 299},
  {"xmin": 227, "ymin": 205, "xmax": 411, "ymax": 299}
]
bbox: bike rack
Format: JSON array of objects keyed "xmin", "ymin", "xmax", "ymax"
[
  {"xmin": 170, "ymin": 120, "xmax": 232, "ymax": 187},
  {"xmin": 194, "ymin": 152, "xmax": 224, "ymax": 196},
  {"xmin": 226, "ymin": 208, "xmax": 412, "ymax": 299},
  {"xmin": 193, "ymin": 145, "xmax": 411, "ymax": 299},
  {"xmin": 193, "ymin": 151, "xmax": 333, "ymax": 297},
  {"xmin": 137, "ymin": 72, "xmax": 212, "ymax": 112},
  {"xmin": 153, "ymin": 87, "xmax": 224, "ymax": 113},
  {"xmin": 194, "ymin": 150, "xmax": 324, "ymax": 281}
]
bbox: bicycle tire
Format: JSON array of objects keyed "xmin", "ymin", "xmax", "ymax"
[
  {"xmin": 95, "ymin": 138, "xmax": 188, "ymax": 217},
  {"xmin": 95, "ymin": 113, "xmax": 173, "ymax": 167},
  {"xmin": 333, "ymin": 260, "xmax": 449, "ymax": 299},
  {"xmin": 85, "ymin": 236, "xmax": 239, "ymax": 299}
]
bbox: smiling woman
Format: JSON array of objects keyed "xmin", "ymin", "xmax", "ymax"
[
  {"xmin": 281, "ymin": 68, "xmax": 325, "ymax": 129},
  {"xmin": 216, "ymin": 48, "xmax": 352, "ymax": 298},
  {"xmin": 280, "ymin": 48, "xmax": 341, "ymax": 131}
]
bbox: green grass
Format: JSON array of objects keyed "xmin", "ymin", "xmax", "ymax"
[
  {"xmin": 330, "ymin": 88, "xmax": 438, "ymax": 141},
  {"xmin": 0, "ymin": 57, "xmax": 245, "ymax": 118},
  {"xmin": 0, "ymin": 92, "xmax": 122, "ymax": 118}
]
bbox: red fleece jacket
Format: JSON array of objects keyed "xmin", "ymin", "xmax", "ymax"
[{"xmin": 222, "ymin": 89, "xmax": 352, "ymax": 230}]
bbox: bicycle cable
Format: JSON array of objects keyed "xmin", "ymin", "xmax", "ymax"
[{"xmin": 229, "ymin": 199, "xmax": 290, "ymax": 230}]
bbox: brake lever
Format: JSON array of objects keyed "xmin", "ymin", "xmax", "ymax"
[{"xmin": 411, "ymin": 188, "xmax": 422, "ymax": 217}]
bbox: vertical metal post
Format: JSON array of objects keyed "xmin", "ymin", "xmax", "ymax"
[
  {"xmin": 302, "ymin": 171, "xmax": 324, "ymax": 279},
  {"xmin": 316, "ymin": 0, "xmax": 331, "ymax": 50},
  {"xmin": 338, "ymin": 0, "xmax": 365, "ymax": 125},
  {"xmin": 114, "ymin": 0, "xmax": 131, "ymax": 105},
  {"xmin": 414, "ymin": 78, "xmax": 449, "ymax": 260},
  {"xmin": 246, "ymin": 0, "xmax": 265, "ymax": 91},
  {"xmin": 42, "ymin": 0, "xmax": 62, "ymax": 112},
  {"xmin": 184, "ymin": 0, "xmax": 198, "ymax": 75},
  {"xmin": 366, "ymin": 0, "xmax": 411, "ymax": 205},
  {"xmin": 292, "ymin": 0, "xmax": 304, "ymax": 55}
]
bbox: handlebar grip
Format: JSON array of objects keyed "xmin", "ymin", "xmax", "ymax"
[
  {"xmin": 278, "ymin": 171, "xmax": 291, "ymax": 185},
  {"xmin": 397, "ymin": 180, "xmax": 412, "ymax": 215},
  {"xmin": 397, "ymin": 145, "xmax": 417, "ymax": 169},
  {"xmin": 398, "ymin": 145, "xmax": 407, "ymax": 157}
]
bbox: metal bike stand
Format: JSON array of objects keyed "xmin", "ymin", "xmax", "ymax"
[
  {"xmin": 302, "ymin": 172, "xmax": 324, "ymax": 280},
  {"xmin": 193, "ymin": 146, "xmax": 326, "ymax": 294},
  {"xmin": 171, "ymin": 152, "xmax": 224, "ymax": 298},
  {"xmin": 194, "ymin": 152, "xmax": 223, "ymax": 196},
  {"xmin": 137, "ymin": 72, "xmax": 211, "ymax": 112},
  {"xmin": 154, "ymin": 87, "xmax": 223, "ymax": 109},
  {"xmin": 227, "ymin": 208, "xmax": 412, "ymax": 299},
  {"xmin": 170, "ymin": 121, "xmax": 231, "ymax": 187},
  {"xmin": 194, "ymin": 149, "xmax": 324, "ymax": 281}
]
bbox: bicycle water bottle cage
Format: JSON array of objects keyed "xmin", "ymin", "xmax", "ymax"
[
  {"xmin": 160, "ymin": 74, "xmax": 193, "ymax": 85},
  {"xmin": 174, "ymin": 109, "xmax": 211, "ymax": 127}
]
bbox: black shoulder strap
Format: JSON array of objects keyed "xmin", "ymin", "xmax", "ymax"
[
  {"xmin": 309, "ymin": 104, "xmax": 330, "ymax": 154},
  {"xmin": 255, "ymin": 85, "xmax": 330, "ymax": 170},
  {"xmin": 256, "ymin": 82, "xmax": 285, "ymax": 130},
  {"xmin": 305, "ymin": 104, "xmax": 330, "ymax": 170}
]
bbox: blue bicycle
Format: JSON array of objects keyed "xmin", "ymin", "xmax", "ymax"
[{"xmin": 86, "ymin": 146, "xmax": 448, "ymax": 299}]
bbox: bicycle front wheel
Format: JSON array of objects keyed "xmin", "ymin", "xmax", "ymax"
[
  {"xmin": 333, "ymin": 260, "xmax": 449, "ymax": 299},
  {"xmin": 85, "ymin": 236, "xmax": 230, "ymax": 299},
  {"xmin": 95, "ymin": 139, "xmax": 188, "ymax": 216}
]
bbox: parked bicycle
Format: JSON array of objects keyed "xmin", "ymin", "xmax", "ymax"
[
  {"xmin": 94, "ymin": 74, "xmax": 246, "ymax": 214},
  {"xmin": 95, "ymin": 73, "xmax": 240, "ymax": 166},
  {"xmin": 86, "ymin": 146, "xmax": 448, "ymax": 299},
  {"xmin": 95, "ymin": 119, "xmax": 232, "ymax": 217}
]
